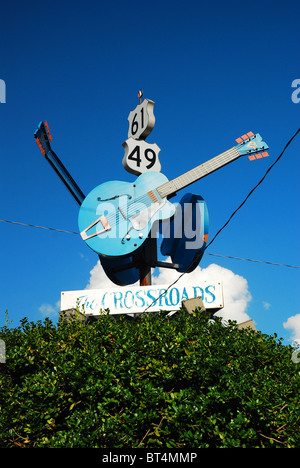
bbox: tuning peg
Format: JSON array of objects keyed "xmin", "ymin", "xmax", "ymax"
[
  {"xmin": 36, "ymin": 138, "xmax": 46, "ymax": 156},
  {"xmin": 248, "ymin": 151, "xmax": 269, "ymax": 161},
  {"xmin": 239, "ymin": 135, "xmax": 248, "ymax": 142},
  {"xmin": 236, "ymin": 131, "xmax": 254, "ymax": 144},
  {"xmin": 236, "ymin": 134, "xmax": 248, "ymax": 143},
  {"xmin": 44, "ymin": 121, "xmax": 53, "ymax": 141}
]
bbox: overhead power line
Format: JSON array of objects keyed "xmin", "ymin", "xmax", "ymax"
[
  {"xmin": 203, "ymin": 253, "xmax": 299, "ymax": 269},
  {"xmin": 206, "ymin": 126, "xmax": 300, "ymax": 249},
  {"xmin": 142, "ymin": 126, "xmax": 300, "ymax": 312},
  {"xmin": 0, "ymin": 218, "xmax": 79, "ymax": 235},
  {"xmin": 0, "ymin": 217, "xmax": 299, "ymax": 269}
]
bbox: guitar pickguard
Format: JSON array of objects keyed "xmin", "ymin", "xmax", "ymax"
[{"xmin": 129, "ymin": 199, "xmax": 167, "ymax": 231}]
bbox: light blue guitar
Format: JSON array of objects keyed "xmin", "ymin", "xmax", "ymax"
[{"xmin": 78, "ymin": 132, "xmax": 269, "ymax": 257}]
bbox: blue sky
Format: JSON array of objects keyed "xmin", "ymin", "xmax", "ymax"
[{"xmin": 0, "ymin": 0, "xmax": 299, "ymax": 344}]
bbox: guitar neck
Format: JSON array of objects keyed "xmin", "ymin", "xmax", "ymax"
[
  {"xmin": 156, "ymin": 146, "xmax": 241, "ymax": 198},
  {"xmin": 45, "ymin": 149, "xmax": 86, "ymax": 205}
]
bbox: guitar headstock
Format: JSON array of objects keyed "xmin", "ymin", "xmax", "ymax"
[
  {"xmin": 34, "ymin": 121, "xmax": 53, "ymax": 156},
  {"xmin": 235, "ymin": 132, "xmax": 269, "ymax": 161}
]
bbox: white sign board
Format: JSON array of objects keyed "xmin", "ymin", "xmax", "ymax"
[{"xmin": 61, "ymin": 282, "xmax": 224, "ymax": 315}]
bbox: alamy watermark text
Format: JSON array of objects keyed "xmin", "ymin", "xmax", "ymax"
[
  {"xmin": 291, "ymin": 79, "xmax": 300, "ymax": 103},
  {"xmin": 0, "ymin": 79, "xmax": 6, "ymax": 103}
]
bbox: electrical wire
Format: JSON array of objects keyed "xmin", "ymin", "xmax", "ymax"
[
  {"xmin": 142, "ymin": 126, "xmax": 300, "ymax": 312},
  {"xmin": 203, "ymin": 252, "xmax": 299, "ymax": 269},
  {"xmin": 0, "ymin": 218, "xmax": 79, "ymax": 235},
  {"xmin": 0, "ymin": 217, "xmax": 299, "ymax": 269},
  {"xmin": 206, "ymin": 126, "xmax": 300, "ymax": 249}
]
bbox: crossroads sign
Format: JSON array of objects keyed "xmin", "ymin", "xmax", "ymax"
[{"xmin": 61, "ymin": 282, "xmax": 224, "ymax": 315}]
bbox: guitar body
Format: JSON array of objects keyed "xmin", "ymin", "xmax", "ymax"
[
  {"xmin": 99, "ymin": 253, "xmax": 140, "ymax": 286},
  {"xmin": 78, "ymin": 171, "xmax": 175, "ymax": 257},
  {"xmin": 161, "ymin": 193, "xmax": 209, "ymax": 273}
]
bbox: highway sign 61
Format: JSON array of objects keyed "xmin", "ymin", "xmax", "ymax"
[{"xmin": 127, "ymin": 98, "xmax": 155, "ymax": 140}]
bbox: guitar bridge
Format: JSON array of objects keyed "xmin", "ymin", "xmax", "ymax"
[
  {"xmin": 80, "ymin": 215, "xmax": 111, "ymax": 241},
  {"xmin": 118, "ymin": 206, "xmax": 127, "ymax": 220},
  {"xmin": 147, "ymin": 190, "xmax": 159, "ymax": 203}
]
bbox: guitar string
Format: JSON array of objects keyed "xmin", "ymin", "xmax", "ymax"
[
  {"xmin": 110, "ymin": 147, "xmax": 238, "ymax": 225},
  {"xmin": 157, "ymin": 147, "xmax": 240, "ymax": 198},
  {"xmin": 89, "ymin": 192, "xmax": 154, "ymax": 231},
  {"xmin": 84, "ymin": 141, "xmax": 261, "ymax": 235},
  {"xmin": 86, "ymin": 147, "xmax": 238, "ymax": 234},
  {"xmin": 86, "ymin": 147, "xmax": 240, "ymax": 233},
  {"xmin": 84, "ymin": 192, "xmax": 152, "ymax": 229}
]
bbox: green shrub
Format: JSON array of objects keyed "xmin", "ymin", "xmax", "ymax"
[{"xmin": 0, "ymin": 312, "xmax": 299, "ymax": 448}]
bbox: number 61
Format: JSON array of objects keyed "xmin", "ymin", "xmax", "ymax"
[{"xmin": 127, "ymin": 99, "xmax": 155, "ymax": 140}]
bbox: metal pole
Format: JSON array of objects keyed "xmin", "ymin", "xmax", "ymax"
[
  {"xmin": 139, "ymin": 264, "xmax": 152, "ymax": 286},
  {"xmin": 138, "ymin": 236, "xmax": 157, "ymax": 286}
]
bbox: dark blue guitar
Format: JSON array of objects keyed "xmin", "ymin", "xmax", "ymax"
[
  {"xmin": 78, "ymin": 132, "xmax": 269, "ymax": 257},
  {"xmin": 34, "ymin": 121, "xmax": 85, "ymax": 205}
]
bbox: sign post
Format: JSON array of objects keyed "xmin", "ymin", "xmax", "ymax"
[{"xmin": 122, "ymin": 90, "xmax": 162, "ymax": 286}]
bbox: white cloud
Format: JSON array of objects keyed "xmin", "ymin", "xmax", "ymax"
[
  {"xmin": 38, "ymin": 303, "xmax": 59, "ymax": 318},
  {"xmin": 153, "ymin": 261, "xmax": 251, "ymax": 324},
  {"xmin": 85, "ymin": 259, "xmax": 137, "ymax": 290},
  {"xmin": 263, "ymin": 301, "xmax": 271, "ymax": 310},
  {"xmin": 85, "ymin": 258, "xmax": 252, "ymax": 324},
  {"xmin": 283, "ymin": 314, "xmax": 300, "ymax": 341}
]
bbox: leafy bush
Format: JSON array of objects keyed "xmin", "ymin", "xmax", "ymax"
[{"xmin": 0, "ymin": 311, "xmax": 299, "ymax": 448}]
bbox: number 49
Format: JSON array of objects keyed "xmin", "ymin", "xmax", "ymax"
[
  {"xmin": 128, "ymin": 145, "xmax": 156, "ymax": 169},
  {"xmin": 122, "ymin": 139, "xmax": 161, "ymax": 175}
]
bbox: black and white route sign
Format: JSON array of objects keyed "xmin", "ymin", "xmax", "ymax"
[
  {"xmin": 122, "ymin": 138, "xmax": 161, "ymax": 175},
  {"xmin": 127, "ymin": 99, "xmax": 155, "ymax": 140},
  {"xmin": 123, "ymin": 93, "xmax": 162, "ymax": 175}
]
